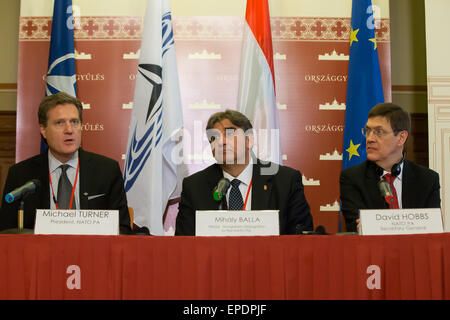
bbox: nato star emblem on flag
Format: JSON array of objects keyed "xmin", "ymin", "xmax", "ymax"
[{"xmin": 45, "ymin": 0, "xmax": 77, "ymax": 98}]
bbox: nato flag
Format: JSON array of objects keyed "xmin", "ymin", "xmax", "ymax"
[
  {"xmin": 46, "ymin": 0, "xmax": 77, "ymax": 97},
  {"xmin": 42, "ymin": 0, "xmax": 78, "ymax": 153}
]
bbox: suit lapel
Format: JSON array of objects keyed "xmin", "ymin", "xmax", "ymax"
[
  {"xmin": 401, "ymin": 160, "xmax": 414, "ymax": 208},
  {"xmin": 365, "ymin": 162, "xmax": 386, "ymax": 208},
  {"xmin": 251, "ymin": 161, "xmax": 272, "ymax": 210},
  {"xmin": 206, "ymin": 163, "xmax": 223, "ymax": 188},
  {"xmin": 33, "ymin": 152, "xmax": 51, "ymax": 208},
  {"xmin": 206, "ymin": 164, "xmax": 225, "ymax": 208},
  {"xmin": 78, "ymin": 148, "xmax": 89, "ymax": 209}
]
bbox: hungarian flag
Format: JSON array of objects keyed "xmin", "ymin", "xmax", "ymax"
[{"xmin": 237, "ymin": 0, "xmax": 282, "ymax": 165}]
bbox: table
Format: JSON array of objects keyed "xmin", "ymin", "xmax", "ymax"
[{"xmin": 0, "ymin": 233, "xmax": 449, "ymax": 299}]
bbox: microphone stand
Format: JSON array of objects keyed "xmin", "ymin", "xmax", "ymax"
[
  {"xmin": 218, "ymin": 198, "xmax": 226, "ymax": 210},
  {"xmin": 18, "ymin": 200, "xmax": 24, "ymax": 230},
  {"xmin": 0, "ymin": 194, "xmax": 34, "ymax": 235},
  {"xmin": 384, "ymin": 197, "xmax": 392, "ymax": 209}
]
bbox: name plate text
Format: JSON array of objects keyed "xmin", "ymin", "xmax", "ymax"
[
  {"xmin": 196, "ymin": 210, "xmax": 279, "ymax": 236},
  {"xmin": 34, "ymin": 209, "xmax": 119, "ymax": 235},
  {"xmin": 359, "ymin": 208, "xmax": 443, "ymax": 235}
]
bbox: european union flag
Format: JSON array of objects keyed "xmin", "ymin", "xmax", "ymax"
[
  {"xmin": 42, "ymin": 0, "xmax": 78, "ymax": 152},
  {"xmin": 342, "ymin": 0, "xmax": 384, "ymax": 170}
]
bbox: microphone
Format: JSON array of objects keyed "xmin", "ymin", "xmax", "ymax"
[
  {"xmin": 314, "ymin": 225, "xmax": 327, "ymax": 235},
  {"xmin": 299, "ymin": 225, "xmax": 328, "ymax": 235},
  {"xmin": 295, "ymin": 224, "xmax": 304, "ymax": 235},
  {"xmin": 212, "ymin": 178, "xmax": 230, "ymax": 202},
  {"xmin": 5, "ymin": 179, "xmax": 41, "ymax": 203},
  {"xmin": 378, "ymin": 180, "xmax": 393, "ymax": 205}
]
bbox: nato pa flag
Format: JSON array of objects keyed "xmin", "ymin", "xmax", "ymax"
[
  {"xmin": 342, "ymin": 0, "xmax": 384, "ymax": 170},
  {"xmin": 46, "ymin": 0, "xmax": 77, "ymax": 97},
  {"xmin": 123, "ymin": 0, "xmax": 186, "ymax": 236}
]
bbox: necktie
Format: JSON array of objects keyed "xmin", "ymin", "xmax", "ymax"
[
  {"xmin": 57, "ymin": 164, "xmax": 74, "ymax": 209},
  {"xmin": 229, "ymin": 179, "xmax": 244, "ymax": 210},
  {"xmin": 383, "ymin": 173, "xmax": 399, "ymax": 209}
]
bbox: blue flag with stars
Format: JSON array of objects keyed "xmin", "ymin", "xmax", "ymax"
[
  {"xmin": 342, "ymin": 0, "xmax": 384, "ymax": 170},
  {"xmin": 42, "ymin": 0, "xmax": 78, "ymax": 152}
]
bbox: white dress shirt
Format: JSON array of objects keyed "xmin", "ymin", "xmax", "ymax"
[{"xmin": 222, "ymin": 158, "xmax": 253, "ymax": 210}]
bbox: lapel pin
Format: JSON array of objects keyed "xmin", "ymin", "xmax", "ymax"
[{"xmin": 264, "ymin": 185, "xmax": 267, "ymax": 191}]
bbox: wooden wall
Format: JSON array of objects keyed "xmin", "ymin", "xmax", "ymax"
[
  {"xmin": 405, "ymin": 113, "xmax": 428, "ymax": 167},
  {"xmin": 0, "ymin": 112, "xmax": 16, "ymax": 198}
]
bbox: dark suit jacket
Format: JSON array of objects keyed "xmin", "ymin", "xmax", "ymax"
[
  {"xmin": 340, "ymin": 159, "xmax": 441, "ymax": 232},
  {"xmin": 175, "ymin": 160, "xmax": 313, "ymax": 235},
  {"xmin": 0, "ymin": 148, "xmax": 131, "ymax": 233}
]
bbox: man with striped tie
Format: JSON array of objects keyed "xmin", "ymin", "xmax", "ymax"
[
  {"xmin": 175, "ymin": 110, "xmax": 313, "ymax": 236},
  {"xmin": 0, "ymin": 93, "xmax": 132, "ymax": 234},
  {"xmin": 340, "ymin": 103, "xmax": 441, "ymax": 232}
]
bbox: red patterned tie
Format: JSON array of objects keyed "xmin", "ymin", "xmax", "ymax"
[{"xmin": 383, "ymin": 173, "xmax": 399, "ymax": 209}]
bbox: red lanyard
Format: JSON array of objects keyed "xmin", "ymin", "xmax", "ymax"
[
  {"xmin": 242, "ymin": 178, "xmax": 253, "ymax": 210},
  {"xmin": 49, "ymin": 158, "xmax": 79, "ymax": 210}
]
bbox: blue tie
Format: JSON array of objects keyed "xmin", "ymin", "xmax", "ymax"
[{"xmin": 229, "ymin": 179, "xmax": 244, "ymax": 210}]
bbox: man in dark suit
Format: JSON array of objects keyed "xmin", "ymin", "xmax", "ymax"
[
  {"xmin": 340, "ymin": 103, "xmax": 441, "ymax": 232},
  {"xmin": 0, "ymin": 92, "xmax": 131, "ymax": 234},
  {"xmin": 175, "ymin": 110, "xmax": 313, "ymax": 235}
]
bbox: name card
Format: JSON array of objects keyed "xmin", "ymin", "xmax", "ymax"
[
  {"xmin": 359, "ymin": 208, "xmax": 443, "ymax": 235},
  {"xmin": 34, "ymin": 209, "xmax": 119, "ymax": 235},
  {"xmin": 195, "ymin": 210, "xmax": 279, "ymax": 236}
]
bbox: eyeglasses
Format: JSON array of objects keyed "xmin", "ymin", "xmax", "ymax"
[
  {"xmin": 51, "ymin": 119, "xmax": 81, "ymax": 129},
  {"xmin": 363, "ymin": 126, "xmax": 395, "ymax": 138}
]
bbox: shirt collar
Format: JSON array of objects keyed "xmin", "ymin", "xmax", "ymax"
[
  {"xmin": 222, "ymin": 157, "xmax": 253, "ymax": 186},
  {"xmin": 381, "ymin": 161, "xmax": 404, "ymax": 182},
  {"xmin": 48, "ymin": 150, "xmax": 79, "ymax": 173}
]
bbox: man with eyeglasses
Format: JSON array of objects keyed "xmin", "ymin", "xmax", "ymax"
[
  {"xmin": 175, "ymin": 109, "xmax": 313, "ymax": 236},
  {"xmin": 0, "ymin": 92, "xmax": 132, "ymax": 234},
  {"xmin": 339, "ymin": 103, "xmax": 441, "ymax": 232}
]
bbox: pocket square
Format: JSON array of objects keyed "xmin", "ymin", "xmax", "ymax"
[{"xmin": 87, "ymin": 193, "xmax": 106, "ymax": 200}]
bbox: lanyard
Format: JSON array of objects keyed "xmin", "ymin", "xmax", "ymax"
[
  {"xmin": 242, "ymin": 178, "xmax": 252, "ymax": 210},
  {"xmin": 48, "ymin": 157, "xmax": 79, "ymax": 210}
]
